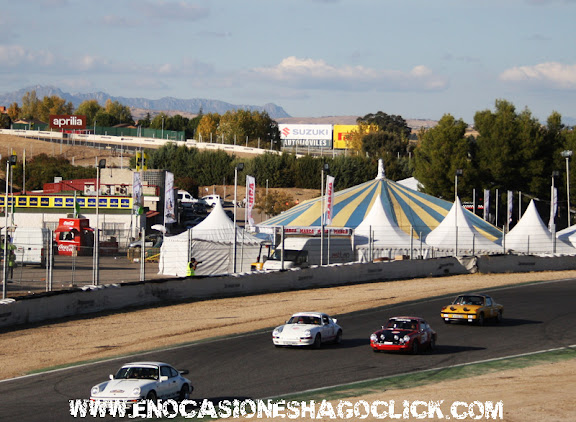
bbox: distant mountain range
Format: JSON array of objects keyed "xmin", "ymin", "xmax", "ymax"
[{"xmin": 0, "ymin": 85, "xmax": 291, "ymax": 119}]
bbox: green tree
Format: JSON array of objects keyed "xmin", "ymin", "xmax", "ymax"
[
  {"xmin": 196, "ymin": 113, "xmax": 220, "ymax": 142},
  {"xmin": 0, "ymin": 113, "xmax": 11, "ymax": 129},
  {"xmin": 38, "ymin": 95, "xmax": 74, "ymax": 122},
  {"xmin": 7, "ymin": 102, "xmax": 21, "ymax": 121},
  {"xmin": 475, "ymin": 100, "xmax": 547, "ymax": 196},
  {"xmin": 75, "ymin": 100, "xmax": 102, "ymax": 126},
  {"xmin": 104, "ymin": 99, "xmax": 134, "ymax": 125},
  {"xmin": 414, "ymin": 114, "xmax": 471, "ymax": 199},
  {"xmin": 20, "ymin": 90, "xmax": 41, "ymax": 120}
]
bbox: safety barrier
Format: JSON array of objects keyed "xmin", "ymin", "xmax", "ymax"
[{"xmin": 2, "ymin": 253, "xmax": 576, "ymax": 329}]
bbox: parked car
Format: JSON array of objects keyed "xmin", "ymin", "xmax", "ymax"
[
  {"xmin": 90, "ymin": 361, "xmax": 193, "ymax": 405},
  {"xmin": 440, "ymin": 293, "xmax": 503, "ymax": 325},
  {"xmin": 128, "ymin": 234, "xmax": 162, "ymax": 249},
  {"xmin": 370, "ymin": 316, "xmax": 437, "ymax": 354},
  {"xmin": 201, "ymin": 194, "xmax": 224, "ymax": 207},
  {"xmin": 272, "ymin": 312, "xmax": 342, "ymax": 348}
]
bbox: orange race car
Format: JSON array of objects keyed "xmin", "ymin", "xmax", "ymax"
[{"xmin": 440, "ymin": 293, "xmax": 503, "ymax": 325}]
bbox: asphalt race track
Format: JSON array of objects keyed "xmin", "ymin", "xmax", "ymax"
[{"xmin": 1, "ymin": 278, "xmax": 575, "ymax": 421}]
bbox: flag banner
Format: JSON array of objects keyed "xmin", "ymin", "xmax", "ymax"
[
  {"xmin": 246, "ymin": 175, "xmax": 256, "ymax": 226},
  {"xmin": 549, "ymin": 186, "xmax": 558, "ymax": 230},
  {"xmin": 507, "ymin": 190, "xmax": 513, "ymax": 227},
  {"xmin": 132, "ymin": 172, "xmax": 143, "ymax": 214},
  {"xmin": 135, "ymin": 152, "xmax": 142, "ymax": 171},
  {"xmin": 142, "ymin": 152, "xmax": 149, "ymax": 170},
  {"xmin": 164, "ymin": 172, "xmax": 176, "ymax": 224},
  {"xmin": 325, "ymin": 175, "xmax": 335, "ymax": 225},
  {"xmin": 483, "ymin": 189, "xmax": 490, "ymax": 221}
]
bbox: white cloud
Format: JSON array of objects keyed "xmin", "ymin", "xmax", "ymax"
[
  {"xmin": 137, "ymin": 0, "xmax": 210, "ymax": 21},
  {"xmin": 0, "ymin": 45, "xmax": 55, "ymax": 67},
  {"xmin": 500, "ymin": 62, "xmax": 576, "ymax": 89},
  {"xmin": 250, "ymin": 56, "xmax": 448, "ymax": 92}
]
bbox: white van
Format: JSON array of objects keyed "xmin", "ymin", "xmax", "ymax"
[
  {"xmin": 201, "ymin": 194, "xmax": 224, "ymax": 207},
  {"xmin": 12, "ymin": 227, "xmax": 52, "ymax": 267},
  {"xmin": 177, "ymin": 190, "xmax": 205, "ymax": 207},
  {"xmin": 263, "ymin": 237, "xmax": 355, "ymax": 270}
]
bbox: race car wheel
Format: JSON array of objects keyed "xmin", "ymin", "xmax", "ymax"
[
  {"xmin": 477, "ymin": 313, "xmax": 485, "ymax": 326},
  {"xmin": 146, "ymin": 390, "xmax": 157, "ymax": 401},
  {"xmin": 334, "ymin": 330, "xmax": 343, "ymax": 345},
  {"xmin": 313, "ymin": 334, "xmax": 322, "ymax": 349},
  {"xmin": 496, "ymin": 310, "xmax": 503, "ymax": 323},
  {"xmin": 179, "ymin": 384, "xmax": 190, "ymax": 401},
  {"xmin": 428, "ymin": 337, "xmax": 436, "ymax": 352},
  {"xmin": 411, "ymin": 340, "xmax": 420, "ymax": 355}
]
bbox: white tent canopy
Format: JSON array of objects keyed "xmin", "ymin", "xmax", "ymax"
[
  {"xmin": 354, "ymin": 194, "xmax": 424, "ymax": 261},
  {"xmin": 557, "ymin": 224, "xmax": 576, "ymax": 248},
  {"xmin": 505, "ymin": 200, "xmax": 576, "ymax": 254},
  {"xmin": 158, "ymin": 201, "xmax": 262, "ymax": 276},
  {"xmin": 425, "ymin": 197, "xmax": 502, "ymax": 253}
]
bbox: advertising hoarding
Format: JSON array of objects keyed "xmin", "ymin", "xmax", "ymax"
[
  {"xmin": 49, "ymin": 115, "xmax": 86, "ymax": 130},
  {"xmin": 279, "ymin": 124, "xmax": 333, "ymax": 148},
  {"xmin": 333, "ymin": 125, "xmax": 358, "ymax": 149}
]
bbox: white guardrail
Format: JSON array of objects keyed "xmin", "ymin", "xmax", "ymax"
[
  {"xmin": 1, "ymin": 254, "xmax": 576, "ymax": 329},
  {"xmin": 0, "ymin": 129, "xmax": 283, "ymax": 156}
]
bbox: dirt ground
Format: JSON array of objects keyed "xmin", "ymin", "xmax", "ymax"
[{"xmin": 1, "ymin": 270, "xmax": 575, "ymax": 421}]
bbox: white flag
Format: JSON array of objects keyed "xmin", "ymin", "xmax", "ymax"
[
  {"xmin": 507, "ymin": 190, "xmax": 513, "ymax": 229},
  {"xmin": 325, "ymin": 175, "xmax": 335, "ymax": 225},
  {"xmin": 549, "ymin": 187, "xmax": 558, "ymax": 230},
  {"xmin": 483, "ymin": 189, "xmax": 490, "ymax": 221},
  {"xmin": 132, "ymin": 172, "xmax": 143, "ymax": 214},
  {"xmin": 246, "ymin": 175, "xmax": 256, "ymax": 226},
  {"xmin": 164, "ymin": 172, "xmax": 176, "ymax": 224}
]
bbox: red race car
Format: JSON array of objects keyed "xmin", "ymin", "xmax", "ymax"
[{"xmin": 370, "ymin": 316, "xmax": 437, "ymax": 354}]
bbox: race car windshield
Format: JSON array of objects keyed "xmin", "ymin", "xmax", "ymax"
[
  {"xmin": 454, "ymin": 295, "xmax": 484, "ymax": 306},
  {"xmin": 115, "ymin": 366, "xmax": 159, "ymax": 380},
  {"xmin": 288, "ymin": 316, "xmax": 321, "ymax": 325},
  {"xmin": 386, "ymin": 319, "xmax": 418, "ymax": 330}
]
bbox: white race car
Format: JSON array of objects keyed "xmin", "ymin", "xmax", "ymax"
[
  {"xmin": 272, "ymin": 312, "xmax": 343, "ymax": 348},
  {"xmin": 90, "ymin": 361, "xmax": 193, "ymax": 405}
]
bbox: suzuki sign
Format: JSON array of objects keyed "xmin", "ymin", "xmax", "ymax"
[
  {"xmin": 279, "ymin": 124, "xmax": 333, "ymax": 148},
  {"xmin": 49, "ymin": 115, "xmax": 86, "ymax": 130}
]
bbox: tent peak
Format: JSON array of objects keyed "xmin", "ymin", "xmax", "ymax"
[{"xmin": 376, "ymin": 159, "xmax": 385, "ymax": 180}]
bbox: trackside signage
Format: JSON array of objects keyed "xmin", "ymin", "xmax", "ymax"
[
  {"xmin": 279, "ymin": 124, "xmax": 333, "ymax": 148},
  {"xmin": 49, "ymin": 115, "xmax": 86, "ymax": 130}
]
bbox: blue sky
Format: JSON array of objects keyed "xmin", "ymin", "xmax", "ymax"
[{"xmin": 1, "ymin": 0, "xmax": 576, "ymax": 123}]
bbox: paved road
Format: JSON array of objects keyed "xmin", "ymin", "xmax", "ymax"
[{"xmin": 1, "ymin": 278, "xmax": 575, "ymax": 421}]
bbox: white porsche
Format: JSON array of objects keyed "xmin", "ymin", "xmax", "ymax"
[
  {"xmin": 272, "ymin": 312, "xmax": 343, "ymax": 348},
  {"xmin": 90, "ymin": 361, "xmax": 193, "ymax": 405}
]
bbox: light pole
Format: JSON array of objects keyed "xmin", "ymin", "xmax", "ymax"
[
  {"xmin": 93, "ymin": 158, "xmax": 106, "ymax": 285},
  {"xmin": 161, "ymin": 116, "xmax": 165, "ymax": 139},
  {"xmin": 2, "ymin": 153, "xmax": 17, "ymax": 300},
  {"xmin": 233, "ymin": 162, "xmax": 244, "ymax": 273},
  {"xmin": 454, "ymin": 169, "xmax": 463, "ymax": 255},
  {"xmin": 562, "ymin": 150, "xmax": 572, "ymax": 227},
  {"xmin": 320, "ymin": 163, "xmax": 329, "ymax": 266},
  {"xmin": 454, "ymin": 168, "xmax": 463, "ymax": 201}
]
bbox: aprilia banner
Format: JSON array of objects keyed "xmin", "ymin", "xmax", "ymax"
[
  {"xmin": 246, "ymin": 175, "xmax": 256, "ymax": 226},
  {"xmin": 325, "ymin": 175, "xmax": 335, "ymax": 225},
  {"xmin": 49, "ymin": 115, "xmax": 86, "ymax": 129}
]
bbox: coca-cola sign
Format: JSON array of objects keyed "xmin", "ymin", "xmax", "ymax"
[{"xmin": 49, "ymin": 115, "xmax": 86, "ymax": 129}]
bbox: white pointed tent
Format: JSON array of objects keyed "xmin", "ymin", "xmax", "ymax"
[
  {"xmin": 425, "ymin": 197, "xmax": 502, "ymax": 253},
  {"xmin": 354, "ymin": 194, "xmax": 424, "ymax": 261},
  {"xmin": 557, "ymin": 224, "xmax": 576, "ymax": 248},
  {"xmin": 504, "ymin": 200, "xmax": 576, "ymax": 254},
  {"xmin": 158, "ymin": 201, "xmax": 262, "ymax": 276}
]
